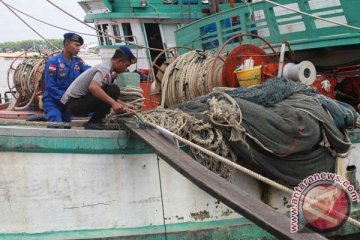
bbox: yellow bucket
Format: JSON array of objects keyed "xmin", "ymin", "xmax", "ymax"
[{"xmin": 234, "ymin": 65, "xmax": 262, "ymax": 87}]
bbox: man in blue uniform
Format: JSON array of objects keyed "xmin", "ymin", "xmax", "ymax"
[{"xmin": 43, "ymin": 33, "xmax": 91, "ymax": 124}]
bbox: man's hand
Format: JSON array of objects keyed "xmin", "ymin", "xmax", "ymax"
[
  {"xmin": 111, "ymin": 102, "xmax": 125, "ymax": 113},
  {"xmin": 111, "ymin": 101, "xmax": 134, "ymax": 114},
  {"xmin": 123, "ymin": 102, "xmax": 134, "ymax": 110},
  {"xmin": 118, "ymin": 100, "xmax": 134, "ymax": 111}
]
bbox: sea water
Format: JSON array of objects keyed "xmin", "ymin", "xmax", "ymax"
[
  {"xmin": 0, "ymin": 57, "xmax": 101, "ymax": 103},
  {"xmin": 0, "ymin": 57, "xmax": 16, "ymax": 103}
]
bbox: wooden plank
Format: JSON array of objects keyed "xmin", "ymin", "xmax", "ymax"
[{"xmin": 126, "ymin": 124, "xmax": 327, "ymax": 240}]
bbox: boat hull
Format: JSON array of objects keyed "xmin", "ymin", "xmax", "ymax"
[
  {"xmin": 0, "ymin": 126, "xmax": 275, "ymax": 239},
  {"xmin": 0, "ymin": 126, "xmax": 359, "ymax": 239}
]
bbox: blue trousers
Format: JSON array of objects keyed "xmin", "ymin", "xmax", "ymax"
[{"xmin": 43, "ymin": 99, "xmax": 71, "ymax": 128}]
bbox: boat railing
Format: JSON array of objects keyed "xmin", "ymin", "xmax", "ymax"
[{"xmin": 175, "ymin": 0, "xmax": 360, "ymax": 53}]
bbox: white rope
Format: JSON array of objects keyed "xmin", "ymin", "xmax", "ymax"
[{"xmin": 160, "ymin": 50, "xmax": 223, "ymax": 107}]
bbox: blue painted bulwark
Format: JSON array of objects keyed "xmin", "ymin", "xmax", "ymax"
[
  {"xmin": 0, "ymin": 218, "xmax": 276, "ymax": 240},
  {"xmin": 0, "ymin": 126, "xmax": 152, "ymax": 154}
]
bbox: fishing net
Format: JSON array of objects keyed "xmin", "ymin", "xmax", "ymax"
[
  {"xmin": 174, "ymin": 78, "xmax": 356, "ymax": 185},
  {"xmin": 143, "ymin": 78, "xmax": 357, "ymax": 185}
]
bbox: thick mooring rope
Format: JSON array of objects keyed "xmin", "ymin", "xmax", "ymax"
[
  {"xmin": 160, "ymin": 50, "xmax": 223, "ymax": 107},
  {"xmin": 11, "ymin": 55, "xmax": 48, "ymax": 110},
  {"xmin": 119, "ymin": 86, "xmax": 145, "ymax": 111}
]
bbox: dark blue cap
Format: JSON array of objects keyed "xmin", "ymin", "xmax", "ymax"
[
  {"xmin": 118, "ymin": 46, "xmax": 137, "ymax": 64},
  {"xmin": 63, "ymin": 32, "xmax": 84, "ymax": 45}
]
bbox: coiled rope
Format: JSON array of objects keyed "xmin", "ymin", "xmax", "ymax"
[
  {"xmin": 119, "ymin": 86, "xmax": 145, "ymax": 111},
  {"xmin": 161, "ymin": 50, "xmax": 224, "ymax": 107},
  {"xmin": 14, "ymin": 57, "xmax": 43, "ymax": 104},
  {"xmin": 8, "ymin": 54, "xmax": 53, "ymax": 110}
]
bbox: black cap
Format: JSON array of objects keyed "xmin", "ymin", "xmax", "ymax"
[{"xmin": 63, "ymin": 32, "xmax": 84, "ymax": 45}]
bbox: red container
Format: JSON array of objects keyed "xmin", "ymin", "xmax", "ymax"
[
  {"xmin": 140, "ymin": 81, "xmax": 159, "ymax": 110},
  {"xmin": 139, "ymin": 68, "xmax": 150, "ymax": 75}
]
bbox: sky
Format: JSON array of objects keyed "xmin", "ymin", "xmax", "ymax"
[{"xmin": 0, "ymin": 0, "xmax": 98, "ymax": 44}]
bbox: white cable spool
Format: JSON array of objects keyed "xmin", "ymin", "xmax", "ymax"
[
  {"xmin": 283, "ymin": 60, "xmax": 316, "ymax": 85},
  {"xmin": 151, "ymin": 80, "xmax": 157, "ymax": 95}
]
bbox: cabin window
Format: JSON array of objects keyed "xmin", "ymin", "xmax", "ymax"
[
  {"xmin": 96, "ymin": 23, "xmax": 111, "ymax": 46},
  {"xmin": 112, "ymin": 24, "xmax": 122, "ymax": 43},
  {"xmin": 96, "ymin": 25, "xmax": 103, "ymax": 46},
  {"xmin": 122, "ymin": 23, "xmax": 134, "ymax": 42}
]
